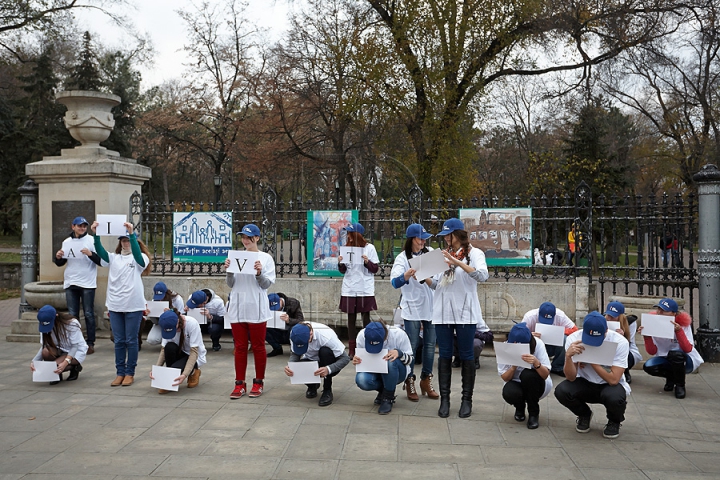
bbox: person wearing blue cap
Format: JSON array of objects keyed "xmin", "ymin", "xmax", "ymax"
[
  {"xmin": 144, "ymin": 282, "xmax": 185, "ymax": 347},
  {"xmin": 185, "ymin": 289, "xmax": 227, "ymax": 352},
  {"xmin": 265, "ymin": 293, "xmax": 305, "ymax": 357},
  {"xmin": 149, "ymin": 310, "xmax": 207, "ymax": 393},
  {"xmin": 554, "ymin": 311, "xmax": 630, "ymax": 439},
  {"xmin": 30, "ymin": 305, "xmax": 88, "ymax": 384},
  {"xmin": 497, "ymin": 323, "xmax": 552, "ymax": 429},
  {"xmin": 353, "ymin": 320, "xmax": 414, "ymax": 414},
  {"xmin": 284, "ymin": 322, "xmax": 350, "ymax": 406},
  {"xmin": 639, "ymin": 298, "xmax": 704, "ymax": 399},
  {"xmin": 54, "ymin": 215, "xmax": 101, "ymax": 354},
  {"xmin": 521, "ymin": 301, "xmax": 578, "ymax": 376},
  {"xmin": 390, "ymin": 223, "xmax": 438, "ymax": 402},
  {"xmin": 92, "ymin": 220, "xmax": 152, "ymax": 387},
  {"xmin": 338, "ymin": 222, "xmax": 379, "ymax": 357},
  {"xmin": 603, "ymin": 301, "xmax": 641, "ymax": 383},
  {"xmin": 224, "ymin": 223, "xmax": 276, "ymax": 399},
  {"xmin": 425, "ymin": 218, "xmax": 489, "ymax": 419}
]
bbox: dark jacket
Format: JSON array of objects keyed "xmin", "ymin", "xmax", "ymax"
[{"xmin": 278, "ymin": 293, "xmax": 304, "ymax": 330}]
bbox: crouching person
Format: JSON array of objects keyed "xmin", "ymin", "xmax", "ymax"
[
  {"xmin": 30, "ymin": 305, "xmax": 88, "ymax": 384},
  {"xmin": 285, "ymin": 322, "xmax": 350, "ymax": 407},
  {"xmin": 354, "ymin": 320, "xmax": 413, "ymax": 414},
  {"xmin": 150, "ymin": 310, "xmax": 207, "ymax": 393}
]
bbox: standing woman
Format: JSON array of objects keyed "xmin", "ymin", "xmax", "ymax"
[
  {"xmin": 338, "ymin": 223, "xmax": 379, "ymax": 357},
  {"xmin": 390, "ymin": 223, "xmax": 438, "ymax": 402},
  {"xmin": 426, "ymin": 218, "xmax": 489, "ymax": 418},
  {"xmin": 30, "ymin": 305, "xmax": 88, "ymax": 384},
  {"xmin": 92, "ymin": 221, "xmax": 151, "ymax": 386},
  {"xmin": 224, "ymin": 224, "xmax": 276, "ymax": 399}
]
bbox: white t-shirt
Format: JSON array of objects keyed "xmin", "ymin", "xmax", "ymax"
[
  {"xmin": 161, "ymin": 317, "xmax": 207, "ymax": 367},
  {"xmin": 341, "ymin": 244, "xmax": 379, "ymax": 297},
  {"xmin": 105, "ymin": 252, "xmax": 149, "ymax": 312},
  {"xmin": 226, "ymin": 251, "xmax": 276, "ymax": 323},
  {"xmin": 497, "ymin": 337, "xmax": 553, "ymax": 399},
  {"xmin": 357, "ymin": 325, "xmax": 413, "ymax": 378},
  {"xmin": 35, "ymin": 318, "xmax": 88, "ymax": 364},
  {"xmin": 627, "ymin": 321, "xmax": 642, "ymax": 364},
  {"xmin": 431, "ymin": 247, "xmax": 489, "ymax": 325},
  {"xmin": 650, "ymin": 324, "xmax": 704, "ymax": 372},
  {"xmin": 292, "ymin": 322, "xmax": 346, "ymax": 361},
  {"xmin": 61, "ymin": 234, "xmax": 98, "ymax": 289},
  {"xmin": 522, "ymin": 308, "xmax": 576, "ymax": 332},
  {"xmin": 566, "ymin": 329, "xmax": 631, "ymax": 395},
  {"xmin": 390, "ymin": 249, "xmax": 434, "ymax": 321}
]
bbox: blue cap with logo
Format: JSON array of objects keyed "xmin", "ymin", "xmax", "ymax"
[
  {"xmin": 364, "ymin": 322, "xmax": 386, "ymax": 354},
  {"xmin": 344, "ymin": 223, "xmax": 365, "ymax": 234},
  {"xmin": 186, "ymin": 290, "xmax": 207, "ymax": 309},
  {"xmin": 290, "ymin": 324, "xmax": 311, "ymax": 355},
  {"xmin": 654, "ymin": 298, "xmax": 678, "ymax": 313},
  {"xmin": 72, "ymin": 216, "xmax": 89, "ymax": 226},
  {"xmin": 37, "ymin": 305, "xmax": 56, "ymax": 333},
  {"xmin": 405, "ymin": 223, "xmax": 432, "ymax": 240},
  {"xmin": 436, "ymin": 218, "xmax": 464, "ymax": 236},
  {"xmin": 238, "ymin": 224, "xmax": 261, "ymax": 237},
  {"xmin": 268, "ymin": 293, "xmax": 282, "ymax": 311},
  {"xmin": 153, "ymin": 282, "xmax": 168, "ymax": 301},
  {"xmin": 582, "ymin": 312, "xmax": 607, "ymax": 347},
  {"xmin": 604, "ymin": 301, "xmax": 625, "ymax": 318},
  {"xmin": 507, "ymin": 322, "xmax": 532, "ymax": 344},
  {"xmin": 159, "ymin": 310, "xmax": 179, "ymax": 339},
  {"xmin": 538, "ymin": 302, "xmax": 556, "ymax": 325}
]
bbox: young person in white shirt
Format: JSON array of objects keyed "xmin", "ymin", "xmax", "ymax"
[
  {"xmin": 54, "ymin": 216, "xmax": 101, "ymax": 353},
  {"xmin": 185, "ymin": 289, "xmax": 227, "ymax": 352},
  {"xmin": 554, "ymin": 312, "xmax": 630, "ymax": 439},
  {"xmin": 603, "ymin": 301, "xmax": 641, "ymax": 384},
  {"xmin": 145, "ymin": 282, "xmax": 185, "ymax": 346},
  {"xmin": 30, "ymin": 305, "xmax": 88, "ymax": 384},
  {"xmin": 521, "ymin": 301, "xmax": 577, "ymax": 376},
  {"xmin": 224, "ymin": 224, "xmax": 276, "ymax": 399},
  {"xmin": 92, "ymin": 221, "xmax": 151, "ymax": 387}
]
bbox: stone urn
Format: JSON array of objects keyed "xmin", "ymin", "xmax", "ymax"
[
  {"xmin": 56, "ymin": 90, "xmax": 121, "ymax": 149},
  {"xmin": 23, "ymin": 281, "xmax": 66, "ymax": 309}
]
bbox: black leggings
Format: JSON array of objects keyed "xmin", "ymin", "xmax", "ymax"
[
  {"xmin": 502, "ymin": 368, "xmax": 546, "ymax": 415},
  {"xmin": 347, "ymin": 312, "xmax": 371, "ymax": 342},
  {"xmin": 164, "ymin": 342, "xmax": 197, "ymax": 374}
]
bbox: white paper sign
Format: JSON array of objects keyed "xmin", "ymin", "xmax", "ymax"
[
  {"xmin": 641, "ymin": 313, "xmax": 675, "ymax": 339},
  {"xmin": 96, "ymin": 214, "xmax": 127, "ymax": 236},
  {"xmin": 573, "ymin": 341, "xmax": 618, "ymax": 366},
  {"xmin": 339, "ymin": 246, "xmax": 364, "ymax": 265},
  {"xmin": 61, "ymin": 238, "xmax": 85, "ymax": 259},
  {"xmin": 354, "ymin": 348, "xmax": 389, "ymax": 373},
  {"xmin": 147, "ymin": 301, "xmax": 168, "ymax": 318},
  {"xmin": 607, "ymin": 321, "xmax": 621, "ymax": 332},
  {"xmin": 151, "ymin": 365, "xmax": 181, "ymax": 391},
  {"xmin": 409, "ymin": 248, "xmax": 448, "ymax": 281},
  {"xmin": 226, "ymin": 250, "xmax": 259, "ymax": 274},
  {"xmin": 493, "ymin": 342, "xmax": 532, "ymax": 368},
  {"xmin": 33, "ymin": 361, "xmax": 60, "ymax": 382},
  {"xmin": 186, "ymin": 308, "xmax": 206, "ymax": 325},
  {"xmin": 288, "ymin": 361, "xmax": 321, "ymax": 384},
  {"xmin": 267, "ymin": 311, "xmax": 286, "ymax": 329},
  {"xmin": 534, "ymin": 323, "xmax": 565, "ymax": 346}
]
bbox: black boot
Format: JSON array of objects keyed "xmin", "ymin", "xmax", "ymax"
[
  {"xmin": 437, "ymin": 357, "xmax": 452, "ymax": 418},
  {"xmin": 50, "ymin": 373, "xmax": 63, "ymax": 385},
  {"xmin": 458, "ymin": 360, "xmax": 476, "ymax": 418},
  {"xmin": 67, "ymin": 364, "xmax": 83, "ymax": 381},
  {"xmin": 668, "ymin": 350, "xmax": 687, "ymax": 399},
  {"xmin": 378, "ymin": 389, "xmax": 396, "ymax": 415},
  {"xmin": 451, "ymin": 357, "xmax": 461, "ymax": 368}
]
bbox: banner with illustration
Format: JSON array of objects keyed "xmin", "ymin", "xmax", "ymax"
[
  {"xmin": 173, "ymin": 212, "xmax": 233, "ymax": 263},
  {"xmin": 459, "ymin": 208, "xmax": 532, "ymax": 267},
  {"xmin": 307, "ymin": 210, "xmax": 358, "ymax": 276}
]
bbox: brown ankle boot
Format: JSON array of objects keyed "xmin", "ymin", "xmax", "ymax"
[
  {"xmin": 419, "ymin": 373, "xmax": 440, "ymax": 399},
  {"xmin": 404, "ymin": 376, "xmax": 419, "ymax": 402},
  {"xmin": 348, "ymin": 340, "xmax": 357, "ymax": 358}
]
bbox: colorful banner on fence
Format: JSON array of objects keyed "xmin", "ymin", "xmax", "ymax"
[
  {"xmin": 459, "ymin": 208, "xmax": 532, "ymax": 267},
  {"xmin": 307, "ymin": 210, "xmax": 358, "ymax": 276},
  {"xmin": 173, "ymin": 212, "xmax": 233, "ymax": 263}
]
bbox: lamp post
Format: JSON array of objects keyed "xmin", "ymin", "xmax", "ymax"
[
  {"xmin": 335, "ymin": 179, "xmax": 340, "ymax": 207},
  {"xmin": 214, "ymin": 174, "xmax": 222, "ymax": 207}
]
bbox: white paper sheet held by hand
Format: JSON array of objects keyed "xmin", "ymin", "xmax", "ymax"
[
  {"xmin": 493, "ymin": 342, "xmax": 532, "ymax": 368},
  {"xmin": 534, "ymin": 323, "xmax": 565, "ymax": 346},
  {"xmin": 641, "ymin": 313, "xmax": 675, "ymax": 339},
  {"xmin": 96, "ymin": 214, "xmax": 127, "ymax": 236},
  {"xmin": 354, "ymin": 348, "xmax": 389, "ymax": 373},
  {"xmin": 339, "ymin": 246, "xmax": 364, "ymax": 264},
  {"xmin": 607, "ymin": 321, "xmax": 621, "ymax": 332},
  {"xmin": 266, "ymin": 311, "xmax": 286, "ymax": 329},
  {"xmin": 409, "ymin": 248, "xmax": 448, "ymax": 281},
  {"xmin": 572, "ymin": 341, "xmax": 618, "ymax": 366},
  {"xmin": 186, "ymin": 308, "xmax": 207, "ymax": 324},
  {"xmin": 226, "ymin": 250, "xmax": 259, "ymax": 274},
  {"xmin": 33, "ymin": 361, "xmax": 61, "ymax": 382},
  {"xmin": 288, "ymin": 361, "xmax": 321, "ymax": 384},
  {"xmin": 146, "ymin": 301, "xmax": 168, "ymax": 318},
  {"xmin": 61, "ymin": 238, "xmax": 85, "ymax": 259},
  {"xmin": 151, "ymin": 365, "xmax": 181, "ymax": 391}
]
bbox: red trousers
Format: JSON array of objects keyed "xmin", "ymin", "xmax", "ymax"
[{"xmin": 231, "ymin": 322, "xmax": 267, "ymax": 382}]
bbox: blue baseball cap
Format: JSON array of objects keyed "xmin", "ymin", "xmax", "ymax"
[
  {"xmin": 72, "ymin": 216, "xmax": 89, "ymax": 226},
  {"xmin": 436, "ymin": 218, "xmax": 464, "ymax": 236},
  {"xmin": 37, "ymin": 305, "xmax": 56, "ymax": 333},
  {"xmin": 364, "ymin": 322, "xmax": 386, "ymax": 354},
  {"xmin": 538, "ymin": 302, "xmax": 556, "ymax": 325},
  {"xmin": 159, "ymin": 310, "xmax": 179, "ymax": 339},
  {"xmin": 604, "ymin": 301, "xmax": 625, "ymax": 318},
  {"xmin": 268, "ymin": 293, "xmax": 282, "ymax": 311},
  {"xmin": 405, "ymin": 223, "xmax": 432, "ymax": 240},
  {"xmin": 582, "ymin": 312, "xmax": 607, "ymax": 347},
  {"xmin": 238, "ymin": 224, "xmax": 261, "ymax": 237},
  {"xmin": 290, "ymin": 324, "xmax": 311, "ymax": 355},
  {"xmin": 118, "ymin": 232, "xmax": 137, "ymax": 240},
  {"xmin": 654, "ymin": 298, "xmax": 678, "ymax": 313},
  {"xmin": 186, "ymin": 290, "xmax": 207, "ymax": 309},
  {"xmin": 153, "ymin": 282, "xmax": 168, "ymax": 301},
  {"xmin": 345, "ymin": 223, "xmax": 365, "ymax": 234},
  {"xmin": 507, "ymin": 322, "xmax": 532, "ymax": 344}
]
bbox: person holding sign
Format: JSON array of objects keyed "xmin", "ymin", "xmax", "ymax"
[
  {"xmin": 30, "ymin": 305, "xmax": 88, "ymax": 384},
  {"xmin": 149, "ymin": 310, "xmax": 206, "ymax": 393},
  {"xmin": 265, "ymin": 293, "xmax": 304, "ymax": 357},
  {"xmin": 521, "ymin": 302, "xmax": 578, "ymax": 376},
  {"xmin": 353, "ymin": 321, "xmax": 414, "ymax": 414},
  {"xmin": 425, "ymin": 218, "xmax": 489, "ymax": 419},
  {"xmin": 554, "ymin": 312, "xmax": 630, "ymax": 439},
  {"xmin": 186, "ymin": 289, "xmax": 227, "ymax": 352},
  {"xmin": 145, "ymin": 282, "xmax": 185, "ymax": 346},
  {"xmin": 390, "ymin": 223, "xmax": 438, "ymax": 402},
  {"xmin": 92, "ymin": 221, "xmax": 151, "ymax": 387},
  {"xmin": 285, "ymin": 322, "xmax": 350, "ymax": 406},
  {"xmin": 497, "ymin": 323, "xmax": 552, "ymax": 429},
  {"xmin": 224, "ymin": 224, "xmax": 276, "ymax": 399},
  {"xmin": 603, "ymin": 301, "xmax": 641, "ymax": 384},
  {"xmin": 640, "ymin": 298, "xmax": 704, "ymax": 399},
  {"xmin": 54, "ymin": 216, "xmax": 101, "ymax": 354}
]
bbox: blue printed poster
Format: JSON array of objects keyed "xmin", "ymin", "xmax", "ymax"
[
  {"xmin": 173, "ymin": 212, "xmax": 232, "ymax": 263},
  {"xmin": 307, "ymin": 210, "xmax": 358, "ymax": 276}
]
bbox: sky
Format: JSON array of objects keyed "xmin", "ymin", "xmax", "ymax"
[{"xmin": 73, "ymin": 0, "xmax": 293, "ymax": 88}]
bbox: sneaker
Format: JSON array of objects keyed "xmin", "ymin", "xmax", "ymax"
[
  {"xmin": 603, "ymin": 421, "xmax": 621, "ymax": 439},
  {"xmin": 230, "ymin": 382, "xmax": 246, "ymax": 399},
  {"xmin": 212, "ymin": 344, "xmax": 222, "ymax": 352},
  {"xmin": 576, "ymin": 412, "xmax": 593, "ymax": 433},
  {"xmin": 306, "ymin": 385, "xmax": 319, "ymax": 398},
  {"xmin": 318, "ymin": 389, "xmax": 333, "ymax": 407},
  {"xmin": 249, "ymin": 379, "xmax": 264, "ymax": 398}
]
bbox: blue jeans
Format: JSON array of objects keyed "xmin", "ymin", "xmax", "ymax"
[
  {"xmin": 65, "ymin": 286, "xmax": 96, "ymax": 345},
  {"xmin": 209, "ymin": 316, "xmax": 225, "ymax": 348},
  {"xmin": 355, "ymin": 357, "xmax": 408, "ymax": 392},
  {"xmin": 109, "ymin": 311, "xmax": 143, "ymax": 376},
  {"xmin": 404, "ymin": 320, "xmax": 436, "ymax": 377},
  {"xmin": 644, "ymin": 354, "xmax": 694, "ymax": 374},
  {"xmin": 436, "ymin": 324, "xmax": 475, "ymax": 360}
]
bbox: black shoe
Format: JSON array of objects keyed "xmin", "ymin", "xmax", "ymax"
[
  {"xmin": 576, "ymin": 412, "xmax": 593, "ymax": 433},
  {"xmin": 675, "ymin": 385, "xmax": 686, "ymax": 399},
  {"xmin": 603, "ymin": 421, "xmax": 621, "ymax": 439},
  {"xmin": 267, "ymin": 347, "xmax": 283, "ymax": 357},
  {"xmin": 664, "ymin": 380, "xmax": 675, "ymax": 391},
  {"xmin": 624, "ymin": 369, "xmax": 632, "ymax": 384},
  {"xmin": 527, "ymin": 415, "xmax": 539, "ymax": 429},
  {"xmin": 378, "ymin": 390, "xmax": 395, "ymax": 415},
  {"xmin": 212, "ymin": 344, "xmax": 222, "ymax": 352},
  {"xmin": 475, "ymin": 357, "xmax": 480, "ymax": 369},
  {"xmin": 438, "ymin": 397, "xmax": 450, "ymax": 418},
  {"xmin": 451, "ymin": 358, "xmax": 461, "ymax": 368},
  {"xmin": 374, "ymin": 390, "xmax": 383, "ymax": 405},
  {"xmin": 67, "ymin": 364, "xmax": 83, "ymax": 381},
  {"xmin": 50, "ymin": 373, "xmax": 63, "ymax": 385},
  {"xmin": 306, "ymin": 385, "xmax": 318, "ymax": 399},
  {"xmin": 550, "ymin": 369, "xmax": 565, "ymax": 377},
  {"xmin": 514, "ymin": 407, "xmax": 526, "ymax": 422},
  {"xmin": 318, "ymin": 389, "xmax": 333, "ymax": 407}
]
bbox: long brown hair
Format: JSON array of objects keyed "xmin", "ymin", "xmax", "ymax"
[
  {"xmin": 447, "ymin": 230, "xmax": 471, "ymax": 264},
  {"xmin": 617, "ymin": 313, "xmax": 631, "ymax": 342},
  {"xmin": 42, "ymin": 312, "xmax": 75, "ymax": 351},
  {"xmin": 403, "ymin": 236, "xmax": 428, "ymax": 260},
  {"xmin": 346, "ymin": 231, "xmax": 367, "ymax": 248},
  {"xmin": 115, "ymin": 237, "xmax": 153, "ymax": 276}
]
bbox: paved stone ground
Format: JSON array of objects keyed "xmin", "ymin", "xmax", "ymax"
[{"xmin": 2, "ymin": 308, "xmax": 720, "ymax": 480}]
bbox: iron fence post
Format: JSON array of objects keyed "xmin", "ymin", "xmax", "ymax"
[{"xmin": 18, "ymin": 179, "xmax": 38, "ymax": 315}]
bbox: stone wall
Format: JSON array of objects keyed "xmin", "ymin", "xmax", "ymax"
[{"xmin": 0, "ymin": 262, "xmax": 21, "ymax": 289}]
